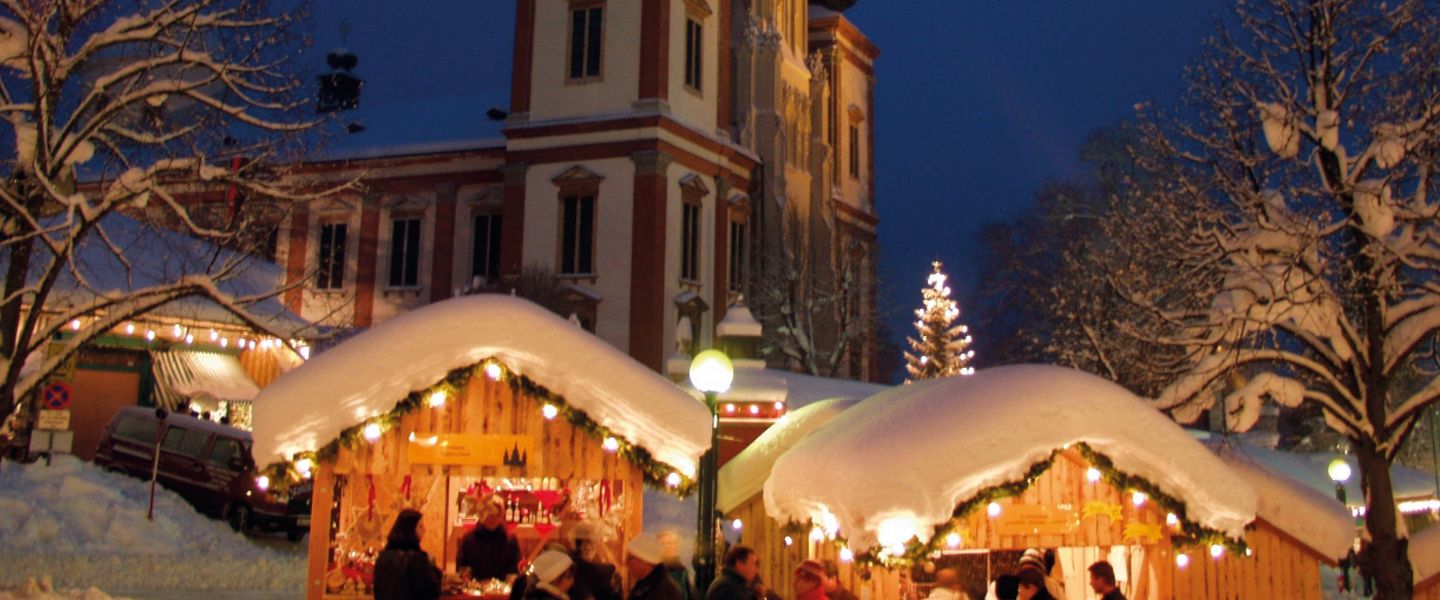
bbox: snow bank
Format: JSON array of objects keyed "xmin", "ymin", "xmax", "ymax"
[
  {"xmin": 1211, "ymin": 443, "xmax": 1353, "ymax": 560},
  {"xmin": 252, "ymin": 295, "xmax": 711, "ymax": 477},
  {"xmin": 764, "ymin": 365, "xmax": 1257, "ymax": 551},
  {"xmin": 1413, "ymin": 522, "xmax": 1440, "ymax": 585},
  {"xmin": 0, "ymin": 456, "xmax": 303, "ymax": 590},
  {"xmin": 718, "ymin": 398, "xmax": 861, "ymax": 513},
  {"xmin": 0, "ymin": 577, "xmax": 130, "ymax": 600}
]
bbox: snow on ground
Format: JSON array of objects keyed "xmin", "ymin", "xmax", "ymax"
[
  {"xmin": 251, "ymin": 295, "xmax": 710, "ymax": 477},
  {"xmin": 765, "ymin": 365, "xmax": 1258, "ymax": 551},
  {"xmin": 0, "ymin": 457, "xmax": 304, "ymax": 591}
]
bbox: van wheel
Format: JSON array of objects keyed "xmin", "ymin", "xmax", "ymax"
[{"xmin": 226, "ymin": 504, "xmax": 252, "ymax": 532}]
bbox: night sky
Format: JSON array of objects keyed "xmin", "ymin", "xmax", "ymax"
[{"xmin": 309, "ymin": 1, "xmax": 1221, "ymax": 376}]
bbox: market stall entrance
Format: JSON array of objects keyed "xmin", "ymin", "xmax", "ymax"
[{"xmin": 249, "ymin": 296, "xmax": 711, "ymax": 600}]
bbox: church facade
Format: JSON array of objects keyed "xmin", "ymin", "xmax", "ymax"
[{"xmin": 275, "ymin": 0, "xmax": 881, "ymax": 380}]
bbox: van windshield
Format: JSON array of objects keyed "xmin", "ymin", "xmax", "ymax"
[
  {"xmin": 113, "ymin": 415, "xmax": 158, "ymax": 443},
  {"xmin": 207, "ymin": 437, "xmax": 246, "ymax": 470}
]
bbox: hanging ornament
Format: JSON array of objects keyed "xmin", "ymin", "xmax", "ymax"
[{"xmin": 401, "ymin": 474, "xmax": 413, "ymax": 501}]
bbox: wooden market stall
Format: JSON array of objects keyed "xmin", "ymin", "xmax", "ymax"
[
  {"xmin": 249, "ymin": 296, "xmax": 711, "ymax": 600},
  {"xmin": 758, "ymin": 365, "xmax": 1352, "ymax": 600}
]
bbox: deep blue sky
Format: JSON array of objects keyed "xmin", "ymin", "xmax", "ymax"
[{"xmin": 307, "ymin": 1, "xmax": 1221, "ymax": 372}]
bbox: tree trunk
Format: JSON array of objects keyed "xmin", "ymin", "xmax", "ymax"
[
  {"xmin": 0, "ymin": 232, "xmax": 34, "ymax": 430},
  {"xmin": 1356, "ymin": 439, "xmax": 1413, "ymax": 600}
]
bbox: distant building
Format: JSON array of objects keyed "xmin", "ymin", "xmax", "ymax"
[{"xmin": 269, "ymin": 0, "xmax": 881, "ymax": 379}]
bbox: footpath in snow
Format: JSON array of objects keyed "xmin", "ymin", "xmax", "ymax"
[{"xmin": 0, "ymin": 456, "xmax": 305, "ymax": 593}]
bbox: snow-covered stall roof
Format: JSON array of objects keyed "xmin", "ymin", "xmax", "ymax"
[
  {"xmin": 1413, "ymin": 522, "xmax": 1440, "ymax": 585},
  {"xmin": 1214, "ymin": 441, "xmax": 1437, "ymax": 509},
  {"xmin": 1210, "ymin": 443, "xmax": 1353, "ymax": 561},
  {"xmin": 718, "ymin": 397, "xmax": 861, "ymax": 513},
  {"xmin": 764, "ymin": 365, "xmax": 1258, "ymax": 550},
  {"xmin": 251, "ymin": 295, "xmax": 711, "ymax": 476}
]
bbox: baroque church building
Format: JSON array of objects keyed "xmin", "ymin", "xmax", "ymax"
[{"xmin": 275, "ymin": 0, "xmax": 881, "ymax": 380}]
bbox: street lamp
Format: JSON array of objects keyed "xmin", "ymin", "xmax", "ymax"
[
  {"xmin": 1329, "ymin": 457, "xmax": 1353, "ymax": 593},
  {"xmin": 689, "ymin": 349, "xmax": 733, "ymax": 593},
  {"xmin": 1328, "ymin": 457, "xmax": 1352, "ymax": 504}
]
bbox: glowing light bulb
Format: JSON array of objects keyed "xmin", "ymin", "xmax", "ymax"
[
  {"xmin": 219, "ymin": 337, "xmax": 228, "ymax": 348},
  {"xmin": 724, "ymin": 403, "xmax": 735, "ymax": 413},
  {"xmin": 666, "ymin": 472, "xmax": 682, "ymax": 487},
  {"xmin": 295, "ymin": 458, "xmax": 314, "ymax": 475},
  {"xmin": 1210, "ymin": 544, "xmax": 1224, "ymax": 558},
  {"xmin": 70, "ymin": 319, "xmax": 81, "ymax": 331},
  {"xmin": 1086, "ymin": 468, "xmax": 1102, "ymax": 482},
  {"xmin": 783, "ymin": 536, "xmax": 793, "ymax": 546},
  {"xmin": 1176, "ymin": 554, "xmax": 1189, "ymax": 568},
  {"xmin": 1132, "ymin": 491, "xmax": 1147, "ymax": 506},
  {"xmin": 255, "ymin": 475, "xmax": 270, "ymax": 491},
  {"xmin": 810, "ymin": 528, "xmax": 824, "ymax": 542},
  {"xmin": 209, "ymin": 330, "xmax": 218, "ymax": 341},
  {"xmin": 839, "ymin": 547, "xmax": 854, "ymax": 563},
  {"xmin": 748, "ymin": 404, "xmax": 760, "ymax": 415},
  {"xmin": 145, "ymin": 330, "xmax": 156, "ymax": 341},
  {"xmin": 987, "ymin": 502, "xmax": 1002, "ymax": 518},
  {"xmin": 603, "ymin": 437, "xmax": 620, "ymax": 452},
  {"xmin": 485, "ymin": 362, "xmax": 503, "ymax": 380},
  {"xmin": 428, "ymin": 390, "xmax": 447, "ymax": 408},
  {"xmin": 732, "ymin": 519, "xmax": 743, "ymax": 531},
  {"xmin": 172, "ymin": 324, "xmax": 183, "ymax": 339},
  {"xmin": 542, "ymin": 404, "xmax": 559, "ymax": 420},
  {"xmin": 184, "ymin": 334, "xmax": 194, "ymax": 345},
  {"xmin": 1166, "ymin": 513, "xmax": 1179, "ymax": 527},
  {"xmin": 773, "ymin": 401, "xmax": 784, "ymax": 411},
  {"xmin": 363, "ymin": 423, "xmax": 382, "ymax": 442},
  {"xmin": 124, "ymin": 322, "xmax": 136, "ymax": 335},
  {"xmin": 946, "ymin": 533, "xmax": 961, "ymax": 548}
]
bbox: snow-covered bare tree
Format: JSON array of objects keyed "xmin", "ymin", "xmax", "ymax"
[
  {"xmin": 0, "ymin": 1, "xmax": 346, "ymax": 444},
  {"xmin": 1126, "ymin": 1, "xmax": 1440, "ymax": 596},
  {"xmin": 903, "ymin": 260, "xmax": 973, "ymax": 381},
  {"xmin": 750, "ymin": 206, "xmax": 875, "ymax": 378}
]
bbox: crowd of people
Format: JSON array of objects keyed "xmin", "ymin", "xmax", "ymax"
[
  {"xmin": 921, "ymin": 549, "xmax": 1127, "ymax": 600},
  {"xmin": 370, "ymin": 508, "xmax": 1129, "ymax": 600}
]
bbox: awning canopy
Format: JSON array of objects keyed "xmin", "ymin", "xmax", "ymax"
[{"xmin": 150, "ymin": 349, "xmax": 260, "ymax": 409}]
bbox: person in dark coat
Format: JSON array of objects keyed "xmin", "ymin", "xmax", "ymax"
[
  {"xmin": 374, "ymin": 509, "xmax": 442, "ymax": 600},
  {"xmin": 458, "ymin": 496, "xmax": 521, "ymax": 581},
  {"xmin": 625, "ymin": 533, "xmax": 684, "ymax": 600},
  {"xmin": 1086, "ymin": 562, "xmax": 1126, "ymax": 600},
  {"xmin": 658, "ymin": 530, "xmax": 698, "ymax": 600},
  {"xmin": 525, "ymin": 551, "xmax": 577, "ymax": 600},
  {"xmin": 570, "ymin": 521, "xmax": 623, "ymax": 600},
  {"xmin": 1015, "ymin": 569, "xmax": 1054, "ymax": 600},
  {"xmin": 706, "ymin": 546, "xmax": 758, "ymax": 600}
]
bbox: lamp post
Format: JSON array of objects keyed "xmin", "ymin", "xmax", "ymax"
[
  {"xmin": 1329, "ymin": 457, "xmax": 1353, "ymax": 593},
  {"xmin": 689, "ymin": 349, "xmax": 733, "ymax": 594}
]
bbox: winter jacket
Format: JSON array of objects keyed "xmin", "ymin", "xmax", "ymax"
[
  {"xmin": 705, "ymin": 568, "xmax": 755, "ymax": 600},
  {"xmin": 826, "ymin": 585, "xmax": 859, "ymax": 600},
  {"xmin": 629, "ymin": 565, "xmax": 684, "ymax": 600},
  {"xmin": 1100, "ymin": 591, "xmax": 1127, "ymax": 600},
  {"xmin": 796, "ymin": 586, "xmax": 827, "ymax": 600},
  {"xmin": 663, "ymin": 560, "xmax": 696, "ymax": 600},
  {"xmin": 571, "ymin": 555, "xmax": 623, "ymax": 600},
  {"xmin": 458, "ymin": 524, "xmax": 522, "ymax": 581},
  {"xmin": 374, "ymin": 545, "xmax": 442, "ymax": 600}
]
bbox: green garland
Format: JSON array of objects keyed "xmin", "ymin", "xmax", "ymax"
[
  {"xmin": 259, "ymin": 358, "xmax": 698, "ymax": 496},
  {"xmin": 797, "ymin": 442, "xmax": 1245, "ymax": 569}
]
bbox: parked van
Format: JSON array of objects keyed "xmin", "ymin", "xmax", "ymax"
[{"xmin": 94, "ymin": 405, "xmax": 311, "ymax": 541}]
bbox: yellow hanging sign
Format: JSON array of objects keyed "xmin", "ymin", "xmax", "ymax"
[
  {"xmin": 1123, "ymin": 522, "xmax": 1165, "ymax": 544},
  {"xmin": 995, "ymin": 504, "xmax": 1080, "ymax": 536},
  {"xmin": 1082, "ymin": 501, "xmax": 1124, "ymax": 522},
  {"xmin": 409, "ymin": 434, "xmax": 535, "ymax": 467}
]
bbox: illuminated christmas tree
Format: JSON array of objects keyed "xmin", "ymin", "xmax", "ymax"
[{"xmin": 904, "ymin": 261, "xmax": 975, "ymax": 381}]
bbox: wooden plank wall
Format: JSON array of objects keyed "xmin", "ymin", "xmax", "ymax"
[
  {"xmin": 1150, "ymin": 520, "xmax": 1324, "ymax": 600},
  {"xmin": 307, "ymin": 374, "xmax": 647, "ymax": 600}
]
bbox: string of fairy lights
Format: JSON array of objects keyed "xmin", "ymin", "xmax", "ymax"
[
  {"xmin": 61, "ymin": 314, "xmax": 309, "ymax": 357},
  {"xmin": 257, "ymin": 357, "xmax": 698, "ymax": 497},
  {"xmin": 769, "ymin": 442, "xmax": 1247, "ymax": 573}
]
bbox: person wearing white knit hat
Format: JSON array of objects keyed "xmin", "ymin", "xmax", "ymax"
[
  {"xmin": 524, "ymin": 550, "xmax": 575, "ymax": 600},
  {"xmin": 624, "ymin": 533, "xmax": 682, "ymax": 600}
]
